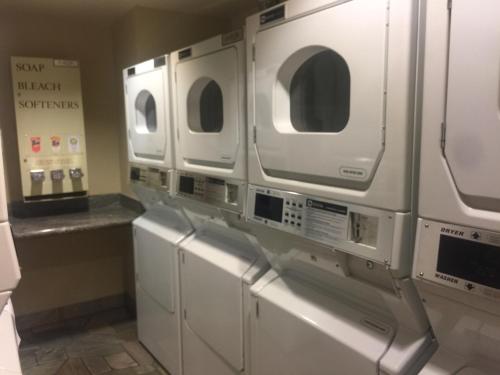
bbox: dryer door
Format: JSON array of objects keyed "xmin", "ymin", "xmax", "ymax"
[
  {"xmin": 254, "ymin": 0, "xmax": 387, "ymax": 189},
  {"xmin": 176, "ymin": 47, "xmax": 241, "ymax": 169},
  {"xmin": 126, "ymin": 69, "xmax": 167, "ymax": 161},
  {"xmin": 180, "ymin": 231, "xmax": 256, "ymax": 371},
  {"xmin": 251, "ymin": 276, "xmax": 393, "ymax": 375},
  {"xmin": 444, "ymin": 0, "xmax": 500, "ymax": 211}
]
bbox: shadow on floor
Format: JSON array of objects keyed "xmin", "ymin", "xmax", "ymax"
[{"xmin": 18, "ymin": 308, "xmax": 168, "ymax": 375}]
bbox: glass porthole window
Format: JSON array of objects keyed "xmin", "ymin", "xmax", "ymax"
[
  {"xmin": 135, "ymin": 90, "xmax": 157, "ymax": 133},
  {"xmin": 289, "ymin": 49, "xmax": 350, "ymax": 132},
  {"xmin": 187, "ymin": 78, "xmax": 223, "ymax": 133}
]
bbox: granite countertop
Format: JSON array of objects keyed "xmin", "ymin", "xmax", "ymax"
[{"xmin": 9, "ymin": 194, "xmax": 144, "ymax": 239}]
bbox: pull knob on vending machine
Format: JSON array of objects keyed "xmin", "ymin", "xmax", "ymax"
[{"xmin": 11, "ymin": 57, "xmax": 88, "ymax": 201}]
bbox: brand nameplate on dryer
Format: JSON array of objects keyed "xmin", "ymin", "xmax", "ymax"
[{"xmin": 260, "ymin": 5, "xmax": 285, "ymax": 25}]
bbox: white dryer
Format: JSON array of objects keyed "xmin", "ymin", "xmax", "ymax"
[
  {"xmin": 246, "ymin": 0, "xmax": 420, "ymax": 268},
  {"xmin": 413, "ymin": 1, "xmax": 500, "ymax": 373},
  {"xmin": 133, "ymin": 204, "xmax": 193, "ymax": 375},
  {"xmin": 123, "ymin": 56, "xmax": 174, "ymax": 206},
  {"xmin": 170, "ymin": 31, "xmax": 246, "ymax": 182}
]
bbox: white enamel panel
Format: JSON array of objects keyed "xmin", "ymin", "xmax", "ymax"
[
  {"xmin": 133, "ymin": 209, "xmax": 190, "ymax": 312},
  {"xmin": 417, "ymin": 0, "xmax": 500, "ymax": 232},
  {"xmin": 250, "ymin": 274, "xmax": 393, "ymax": 375},
  {"xmin": 176, "ymin": 48, "xmax": 240, "ymax": 168},
  {"xmin": 171, "ymin": 35, "xmax": 247, "ymax": 180},
  {"xmin": 254, "ymin": 0, "xmax": 387, "ymax": 187},
  {"xmin": 0, "ymin": 300, "xmax": 21, "ymax": 374},
  {"xmin": 136, "ymin": 286, "xmax": 181, "ymax": 375},
  {"xmin": 444, "ymin": 0, "xmax": 500, "ymax": 210},
  {"xmin": 124, "ymin": 58, "xmax": 172, "ymax": 168},
  {"xmin": 180, "ymin": 230, "xmax": 257, "ymax": 372},
  {"xmin": 0, "ymin": 223, "xmax": 20, "ymax": 296}
]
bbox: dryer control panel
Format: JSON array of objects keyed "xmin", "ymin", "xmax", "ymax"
[
  {"xmin": 174, "ymin": 171, "xmax": 245, "ymax": 213},
  {"xmin": 130, "ymin": 164, "xmax": 170, "ymax": 192},
  {"xmin": 246, "ymin": 185, "xmax": 398, "ymax": 265},
  {"xmin": 415, "ymin": 219, "xmax": 500, "ymax": 300}
]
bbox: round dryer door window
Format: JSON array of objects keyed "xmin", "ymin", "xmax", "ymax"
[
  {"xmin": 187, "ymin": 78, "xmax": 223, "ymax": 133},
  {"xmin": 135, "ymin": 90, "xmax": 158, "ymax": 133},
  {"xmin": 289, "ymin": 49, "xmax": 350, "ymax": 133}
]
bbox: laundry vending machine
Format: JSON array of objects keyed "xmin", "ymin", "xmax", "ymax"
[
  {"xmin": 170, "ymin": 32, "xmax": 268, "ymax": 375},
  {"xmin": 245, "ymin": 0, "xmax": 435, "ymax": 373},
  {"xmin": 413, "ymin": 1, "xmax": 500, "ymax": 373},
  {"xmin": 0, "ymin": 130, "xmax": 22, "ymax": 374},
  {"xmin": 124, "ymin": 56, "xmax": 194, "ymax": 375}
]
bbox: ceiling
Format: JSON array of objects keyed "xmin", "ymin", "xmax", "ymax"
[{"xmin": 0, "ymin": 0, "xmax": 260, "ymax": 21}]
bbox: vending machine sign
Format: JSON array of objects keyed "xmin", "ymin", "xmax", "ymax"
[{"xmin": 11, "ymin": 57, "xmax": 88, "ymax": 200}]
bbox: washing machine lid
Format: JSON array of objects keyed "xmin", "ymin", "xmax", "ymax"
[
  {"xmin": 0, "ymin": 223, "xmax": 20, "ymax": 296},
  {"xmin": 125, "ymin": 57, "xmax": 171, "ymax": 166},
  {"xmin": 444, "ymin": 0, "xmax": 500, "ymax": 212},
  {"xmin": 253, "ymin": 0, "xmax": 387, "ymax": 189},
  {"xmin": 251, "ymin": 275, "xmax": 393, "ymax": 375},
  {"xmin": 181, "ymin": 230, "xmax": 258, "ymax": 371},
  {"xmin": 175, "ymin": 46, "xmax": 243, "ymax": 172},
  {"xmin": 133, "ymin": 206, "xmax": 192, "ymax": 312}
]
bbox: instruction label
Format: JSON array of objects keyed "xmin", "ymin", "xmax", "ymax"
[{"xmin": 304, "ymin": 199, "xmax": 349, "ymax": 245}]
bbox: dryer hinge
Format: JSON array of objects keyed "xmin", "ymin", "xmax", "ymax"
[
  {"xmin": 252, "ymin": 43, "xmax": 256, "ymax": 62},
  {"xmin": 253, "ymin": 127, "xmax": 257, "ymax": 143},
  {"xmin": 255, "ymin": 300, "xmax": 260, "ymax": 318},
  {"xmin": 447, "ymin": 0, "xmax": 452, "ymax": 10},
  {"xmin": 381, "ymin": 126, "xmax": 386, "ymax": 146},
  {"xmin": 440, "ymin": 122, "xmax": 446, "ymax": 151},
  {"xmin": 183, "ymin": 309, "xmax": 187, "ymax": 319}
]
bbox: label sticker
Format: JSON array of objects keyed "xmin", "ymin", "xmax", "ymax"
[
  {"xmin": 68, "ymin": 135, "xmax": 80, "ymax": 153},
  {"xmin": 31, "ymin": 136, "xmax": 41, "ymax": 153},
  {"xmin": 50, "ymin": 136, "xmax": 61, "ymax": 153},
  {"xmin": 304, "ymin": 199, "xmax": 349, "ymax": 245}
]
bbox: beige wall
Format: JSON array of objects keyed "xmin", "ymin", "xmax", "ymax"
[
  {"xmin": 0, "ymin": 11, "xmax": 122, "ymax": 203},
  {"xmin": 0, "ymin": 6, "xmax": 232, "ymax": 317},
  {"xmin": 113, "ymin": 7, "xmax": 231, "ymax": 197},
  {"xmin": 12, "ymin": 226, "xmax": 133, "ymax": 316}
]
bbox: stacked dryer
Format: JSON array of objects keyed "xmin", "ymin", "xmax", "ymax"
[
  {"xmin": 244, "ymin": 1, "xmax": 435, "ymax": 373},
  {"xmin": 170, "ymin": 32, "xmax": 268, "ymax": 375},
  {"xmin": 413, "ymin": 1, "xmax": 500, "ymax": 374},
  {"xmin": 0, "ymin": 130, "xmax": 22, "ymax": 374},
  {"xmin": 123, "ymin": 56, "xmax": 193, "ymax": 375}
]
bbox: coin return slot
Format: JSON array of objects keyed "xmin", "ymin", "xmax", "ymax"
[
  {"xmin": 226, "ymin": 184, "xmax": 239, "ymax": 205},
  {"xmin": 350, "ymin": 213, "xmax": 378, "ymax": 248}
]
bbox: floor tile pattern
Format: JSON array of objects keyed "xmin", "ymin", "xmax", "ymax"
[{"xmin": 19, "ymin": 309, "xmax": 167, "ymax": 375}]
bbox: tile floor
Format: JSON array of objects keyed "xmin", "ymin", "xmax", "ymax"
[{"xmin": 18, "ymin": 308, "xmax": 167, "ymax": 375}]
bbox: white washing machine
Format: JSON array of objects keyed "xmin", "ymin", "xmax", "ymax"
[
  {"xmin": 133, "ymin": 204, "xmax": 193, "ymax": 375},
  {"xmin": 123, "ymin": 56, "xmax": 174, "ymax": 207},
  {"xmin": 413, "ymin": 1, "xmax": 500, "ymax": 373},
  {"xmin": 0, "ymin": 131, "xmax": 21, "ymax": 374},
  {"xmin": 179, "ymin": 223, "xmax": 267, "ymax": 375},
  {"xmin": 170, "ymin": 30, "xmax": 246, "ymax": 184},
  {"xmin": 245, "ymin": 191, "xmax": 436, "ymax": 375}
]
